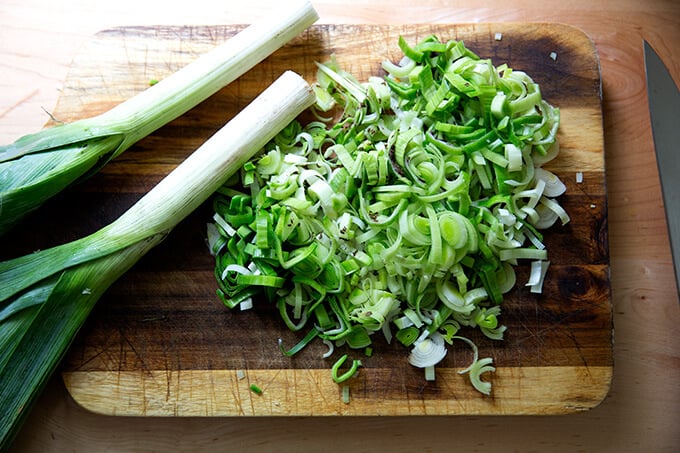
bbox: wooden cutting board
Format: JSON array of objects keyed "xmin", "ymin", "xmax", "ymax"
[{"xmin": 5, "ymin": 23, "xmax": 611, "ymax": 416}]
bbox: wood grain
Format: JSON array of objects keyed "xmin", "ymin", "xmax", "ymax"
[
  {"xmin": 63, "ymin": 366, "xmax": 612, "ymax": 416},
  {"xmin": 0, "ymin": 22, "xmax": 611, "ymax": 417}
]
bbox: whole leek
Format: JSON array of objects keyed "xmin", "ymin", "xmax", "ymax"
[
  {"xmin": 0, "ymin": 0, "xmax": 318, "ymax": 236},
  {"xmin": 0, "ymin": 70, "xmax": 315, "ymax": 450}
]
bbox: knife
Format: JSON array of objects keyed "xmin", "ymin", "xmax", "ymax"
[{"xmin": 643, "ymin": 40, "xmax": 680, "ymax": 297}]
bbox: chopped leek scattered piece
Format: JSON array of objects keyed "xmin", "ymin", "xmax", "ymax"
[
  {"xmin": 250, "ymin": 383, "xmax": 264, "ymax": 395},
  {"xmin": 331, "ymin": 354, "xmax": 363, "ymax": 383},
  {"xmin": 0, "ymin": 0, "xmax": 318, "ymax": 237},
  {"xmin": 209, "ymin": 35, "xmax": 569, "ymax": 394},
  {"xmin": 409, "ymin": 333, "xmax": 448, "ymax": 369},
  {"xmin": 0, "ymin": 70, "xmax": 316, "ymax": 449},
  {"xmin": 341, "ymin": 384, "xmax": 351, "ymax": 404}
]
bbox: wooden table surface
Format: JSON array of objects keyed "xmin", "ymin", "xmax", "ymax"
[{"xmin": 1, "ymin": 0, "xmax": 678, "ymax": 451}]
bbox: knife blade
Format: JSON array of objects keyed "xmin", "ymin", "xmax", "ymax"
[{"xmin": 643, "ymin": 40, "xmax": 680, "ymax": 297}]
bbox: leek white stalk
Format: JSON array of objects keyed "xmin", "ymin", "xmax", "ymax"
[
  {"xmin": 0, "ymin": 70, "xmax": 315, "ymax": 449},
  {"xmin": 0, "ymin": 0, "xmax": 318, "ymax": 236}
]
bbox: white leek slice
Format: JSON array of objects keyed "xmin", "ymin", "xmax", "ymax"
[
  {"xmin": 467, "ymin": 357, "xmax": 495, "ymax": 395},
  {"xmin": 408, "ymin": 333, "xmax": 447, "ymax": 368},
  {"xmin": 534, "ymin": 168, "xmax": 567, "ymax": 197},
  {"xmin": 533, "ymin": 140, "xmax": 560, "ymax": 167},
  {"xmin": 529, "ymin": 260, "xmax": 551, "ymax": 294},
  {"xmin": 532, "ymin": 202, "xmax": 560, "ymax": 229}
]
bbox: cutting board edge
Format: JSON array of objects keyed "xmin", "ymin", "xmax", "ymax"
[{"xmin": 62, "ymin": 365, "xmax": 613, "ymax": 417}]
